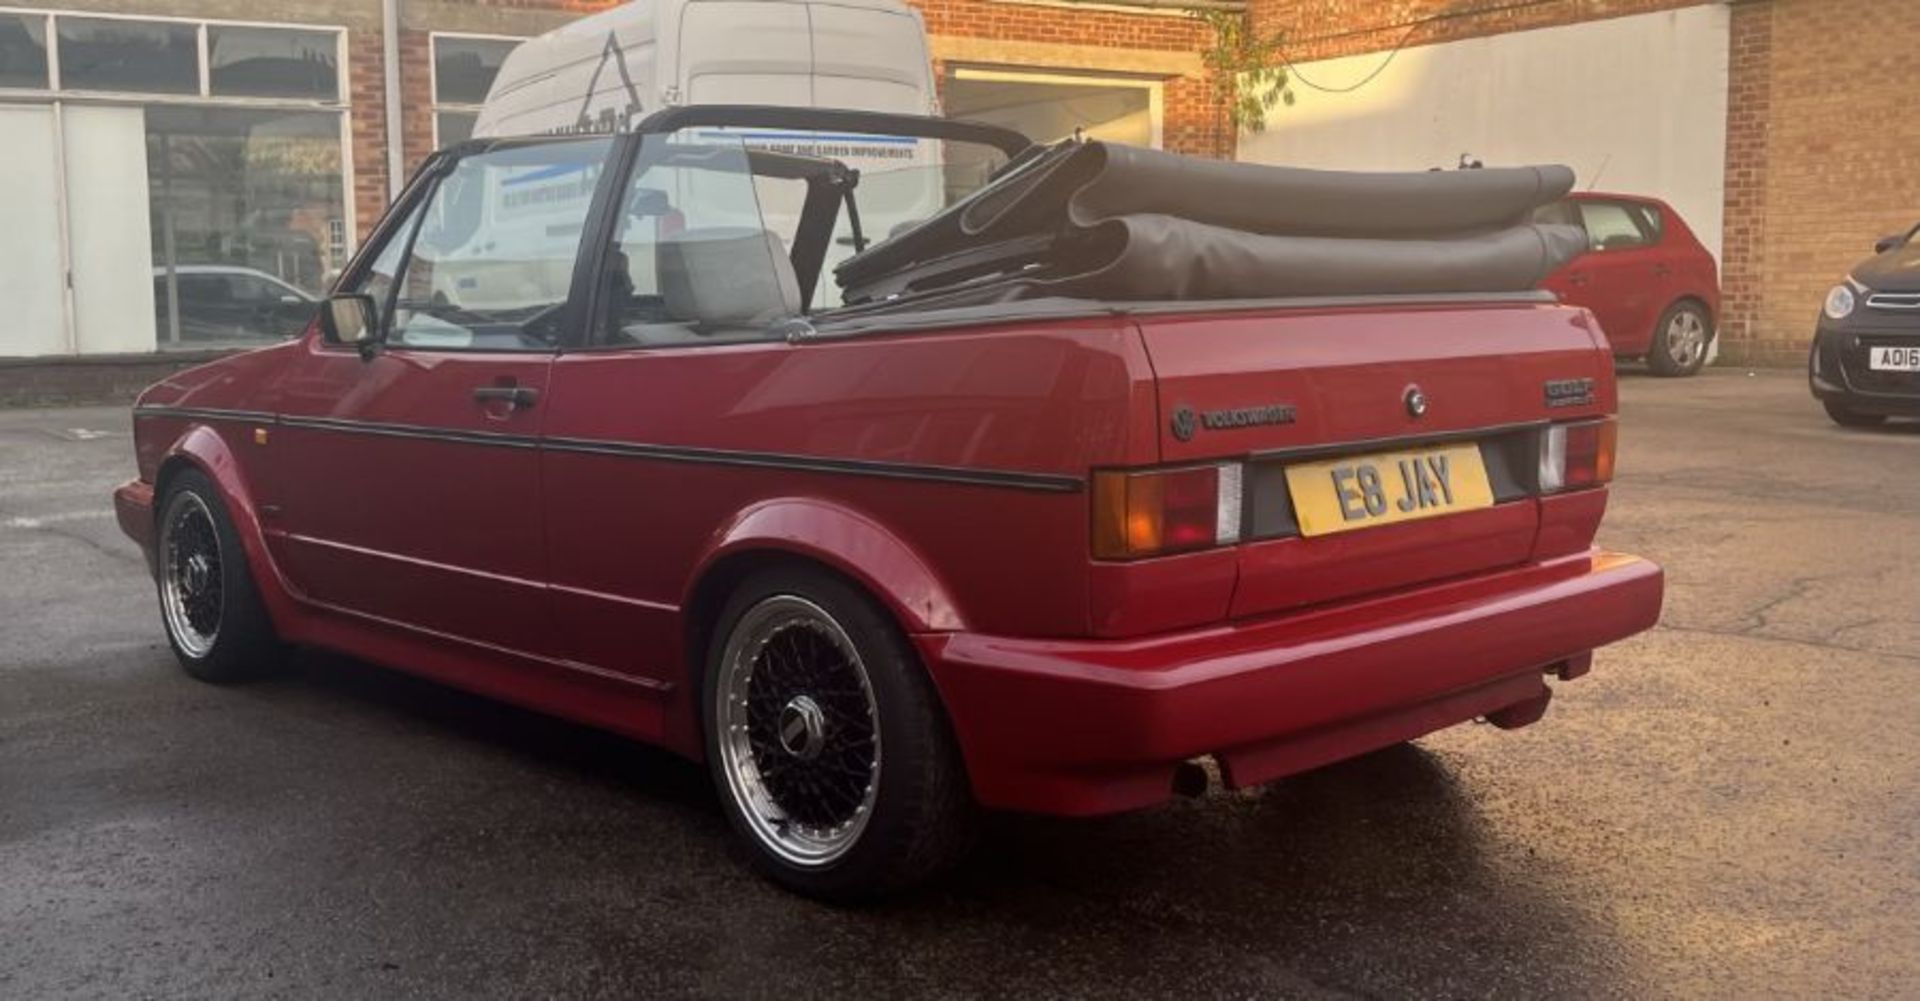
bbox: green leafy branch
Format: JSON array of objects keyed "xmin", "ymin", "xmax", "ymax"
[{"xmin": 1189, "ymin": 7, "xmax": 1295, "ymax": 139}]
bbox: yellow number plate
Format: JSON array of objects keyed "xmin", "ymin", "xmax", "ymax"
[{"xmin": 1284, "ymin": 442, "xmax": 1494, "ymax": 538}]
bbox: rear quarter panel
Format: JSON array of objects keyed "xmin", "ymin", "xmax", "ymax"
[
  {"xmin": 537, "ymin": 315, "xmax": 1158, "ymax": 692},
  {"xmin": 1661, "ymin": 203, "xmax": 1722, "ymax": 320}
]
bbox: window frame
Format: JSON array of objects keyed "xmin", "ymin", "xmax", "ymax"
[
  {"xmin": 327, "ymin": 135, "xmax": 626, "ymax": 356},
  {"xmin": 0, "ymin": 6, "xmax": 358, "ymax": 287},
  {"xmin": 429, "ymin": 31, "xmax": 524, "ymax": 149},
  {"xmin": 332, "ymin": 108, "xmax": 1031, "ymax": 357},
  {"xmin": 1576, "ymin": 198, "xmax": 1658, "ymax": 253},
  {"xmin": 0, "ymin": 7, "xmax": 348, "ymax": 106},
  {"xmin": 204, "ymin": 22, "xmax": 342, "ymax": 102}
]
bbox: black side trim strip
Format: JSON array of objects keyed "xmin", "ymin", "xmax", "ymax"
[
  {"xmin": 134, "ymin": 405, "xmax": 278, "ymax": 423},
  {"xmin": 133, "ymin": 406, "xmax": 1082, "ymax": 493},
  {"xmin": 278, "ymin": 415, "xmax": 541, "ymax": 451},
  {"xmin": 542, "ymin": 436, "xmax": 1084, "ymax": 493}
]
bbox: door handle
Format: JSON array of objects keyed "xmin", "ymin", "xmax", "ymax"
[
  {"xmin": 1653, "ymin": 263, "xmax": 1673, "ymax": 277},
  {"xmin": 472, "ymin": 384, "xmax": 539, "ymax": 409},
  {"xmin": 1568, "ymin": 272, "xmax": 1591, "ymax": 287}
]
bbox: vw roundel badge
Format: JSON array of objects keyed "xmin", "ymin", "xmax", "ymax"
[
  {"xmin": 1170, "ymin": 406, "xmax": 1198, "ymax": 442},
  {"xmin": 1404, "ymin": 385, "xmax": 1428, "ymax": 419}
]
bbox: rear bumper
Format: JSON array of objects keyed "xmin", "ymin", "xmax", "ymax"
[
  {"xmin": 113, "ymin": 478, "xmax": 156, "ymax": 574},
  {"xmin": 917, "ymin": 550, "xmax": 1663, "ymax": 816}
]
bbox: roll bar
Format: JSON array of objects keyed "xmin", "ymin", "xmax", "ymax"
[{"xmin": 633, "ymin": 105, "xmax": 1036, "ymax": 162}]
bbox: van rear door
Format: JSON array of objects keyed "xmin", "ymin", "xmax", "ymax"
[
  {"xmin": 807, "ymin": 3, "xmax": 931, "ymax": 114},
  {"xmin": 675, "ymin": 0, "xmax": 813, "ymax": 103}
]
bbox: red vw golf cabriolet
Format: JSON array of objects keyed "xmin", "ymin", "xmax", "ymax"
[{"xmin": 116, "ymin": 107, "xmax": 1663, "ymax": 898}]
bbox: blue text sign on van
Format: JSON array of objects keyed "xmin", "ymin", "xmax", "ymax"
[{"xmin": 691, "ymin": 130, "xmax": 923, "ymax": 163}]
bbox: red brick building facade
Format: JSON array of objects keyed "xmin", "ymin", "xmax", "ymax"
[
  {"xmin": 357, "ymin": 0, "xmax": 1920, "ymax": 363},
  {"xmin": 5, "ymin": 0, "xmax": 1914, "ymax": 367}
]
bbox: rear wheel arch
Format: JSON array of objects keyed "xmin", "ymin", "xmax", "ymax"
[
  {"xmin": 682, "ymin": 546, "xmax": 940, "ymax": 707},
  {"xmin": 686, "ymin": 499, "xmax": 965, "ymax": 637},
  {"xmin": 1669, "ymin": 294, "xmax": 1716, "ymax": 329}
]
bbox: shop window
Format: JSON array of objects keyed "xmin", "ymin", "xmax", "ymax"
[
  {"xmin": 57, "ymin": 16, "xmax": 198, "ymax": 95},
  {"xmin": 0, "ymin": 13, "xmax": 50, "ymax": 89},
  {"xmin": 432, "ymin": 35, "xmax": 520, "ymax": 146},
  {"xmin": 208, "ymin": 26, "xmax": 338, "ymax": 100},
  {"xmin": 148, "ymin": 106, "xmax": 346, "ymax": 347}
]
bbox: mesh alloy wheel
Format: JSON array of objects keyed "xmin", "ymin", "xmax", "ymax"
[
  {"xmin": 159, "ymin": 491, "xmax": 224, "ymax": 659},
  {"xmin": 714, "ymin": 594, "xmax": 883, "ymax": 867}
]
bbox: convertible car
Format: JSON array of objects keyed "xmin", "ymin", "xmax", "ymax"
[{"xmin": 116, "ymin": 107, "xmax": 1663, "ymax": 898}]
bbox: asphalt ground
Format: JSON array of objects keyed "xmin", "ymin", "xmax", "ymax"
[{"xmin": 2, "ymin": 370, "xmax": 1916, "ymax": 999}]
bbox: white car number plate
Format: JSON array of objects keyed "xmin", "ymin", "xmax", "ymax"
[{"xmin": 1868, "ymin": 345, "xmax": 1920, "ymax": 371}]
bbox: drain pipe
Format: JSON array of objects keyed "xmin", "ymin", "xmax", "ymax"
[{"xmin": 382, "ymin": 0, "xmax": 404, "ymax": 203}]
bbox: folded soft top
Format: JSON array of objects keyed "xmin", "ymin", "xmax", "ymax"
[{"xmin": 835, "ymin": 141, "xmax": 1586, "ymax": 308}]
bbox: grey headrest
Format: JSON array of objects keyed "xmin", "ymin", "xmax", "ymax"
[{"xmin": 658, "ymin": 228, "xmax": 800, "ymax": 328}]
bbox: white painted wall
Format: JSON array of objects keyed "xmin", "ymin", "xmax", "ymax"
[
  {"xmin": 0, "ymin": 105, "xmax": 69, "ymax": 357},
  {"xmin": 1239, "ymin": 6, "xmax": 1730, "ymax": 264},
  {"xmin": 63, "ymin": 105, "xmax": 158, "ymax": 355}
]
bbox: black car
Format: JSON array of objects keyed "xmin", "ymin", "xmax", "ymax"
[
  {"xmin": 152, "ymin": 266, "xmax": 318, "ymax": 345},
  {"xmin": 1810, "ymin": 224, "xmax": 1920, "ymax": 426}
]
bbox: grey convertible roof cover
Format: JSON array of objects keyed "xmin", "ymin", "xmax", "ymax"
[{"xmin": 834, "ymin": 141, "xmax": 1585, "ymax": 308}]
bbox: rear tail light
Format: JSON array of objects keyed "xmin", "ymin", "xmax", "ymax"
[
  {"xmin": 1093, "ymin": 463, "xmax": 1242, "ymax": 559},
  {"xmin": 1538, "ymin": 419, "xmax": 1616, "ymax": 493}
]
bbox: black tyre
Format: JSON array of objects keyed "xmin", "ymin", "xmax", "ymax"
[
  {"xmin": 1647, "ymin": 301, "xmax": 1713, "ymax": 377},
  {"xmin": 155, "ymin": 469, "xmax": 281, "ymax": 683},
  {"xmin": 702, "ymin": 566, "xmax": 975, "ymax": 900},
  {"xmin": 1823, "ymin": 399, "xmax": 1887, "ymax": 428}
]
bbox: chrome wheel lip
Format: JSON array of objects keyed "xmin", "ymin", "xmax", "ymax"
[
  {"xmin": 159, "ymin": 492, "xmax": 221, "ymax": 660},
  {"xmin": 1667, "ymin": 310, "xmax": 1708, "ymax": 368},
  {"xmin": 715, "ymin": 594, "xmax": 881, "ymax": 868}
]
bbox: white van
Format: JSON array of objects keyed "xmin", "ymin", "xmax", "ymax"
[
  {"xmin": 467, "ymin": 0, "xmax": 943, "ymax": 305},
  {"xmin": 473, "ymin": 0, "xmax": 934, "ymax": 141}
]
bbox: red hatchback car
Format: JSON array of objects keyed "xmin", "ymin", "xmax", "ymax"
[
  {"xmin": 116, "ymin": 108, "xmax": 1663, "ymax": 898},
  {"xmin": 1536, "ymin": 193, "xmax": 1721, "ymax": 376}
]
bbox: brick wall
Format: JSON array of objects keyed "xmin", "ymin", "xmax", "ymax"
[
  {"xmin": 347, "ymin": 25, "xmax": 395, "ymax": 248},
  {"xmin": 1721, "ymin": 0, "xmax": 1920, "ymax": 365},
  {"xmin": 916, "ymin": 0, "xmax": 1203, "ymax": 50},
  {"xmin": 1719, "ymin": 1, "xmax": 1771, "ymax": 363}
]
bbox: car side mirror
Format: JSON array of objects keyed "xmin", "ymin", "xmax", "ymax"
[
  {"xmin": 320, "ymin": 293, "xmax": 378, "ymax": 352},
  {"xmin": 1874, "ymin": 234, "xmax": 1904, "ymax": 254}
]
